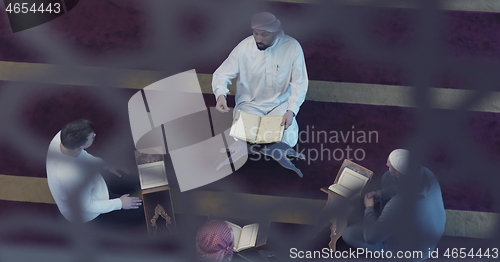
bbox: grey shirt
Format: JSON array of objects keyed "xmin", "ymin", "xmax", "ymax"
[{"xmin": 363, "ymin": 167, "xmax": 446, "ymax": 260}]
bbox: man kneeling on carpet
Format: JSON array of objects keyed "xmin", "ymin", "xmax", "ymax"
[
  {"xmin": 342, "ymin": 149, "xmax": 446, "ymax": 261},
  {"xmin": 46, "ymin": 119, "xmax": 143, "ymax": 227}
]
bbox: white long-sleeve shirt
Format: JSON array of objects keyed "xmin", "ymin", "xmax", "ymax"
[
  {"xmin": 212, "ymin": 34, "xmax": 308, "ymax": 115},
  {"xmin": 46, "ymin": 131, "xmax": 122, "ymax": 223}
]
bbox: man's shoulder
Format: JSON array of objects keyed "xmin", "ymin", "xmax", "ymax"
[
  {"xmin": 279, "ymin": 34, "xmax": 302, "ymax": 46},
  {"xmin": 47, "ymin": 131, "xmax": 62, "ymax": 159},
  {"xmin": 234, "ymin": 36, "xmax": 256, "ymax": 48},
  {"xmin": 46, "ymin": 131, "xmax": 77, "ymax": 176},
  {"xmin": 421, "ymin": 166, "xmax": 443, "ymax": 191},
  {"xmin": 275, "ymin": 35, "xmax": 303, "ymax": 53},
  {"xmin": 281, "ymin": 34, "xmax": 299, "ymax": 42},
  {"xmin": 49, "ymin": 130, "xmax": 61, "ymax": 144},
  {"xmin": 226, "ymin": 36, "xmax": 256, "ymax": 56},
  {"xmin": 421, "ymin": 166, "xmax": 436, "ymax": 178}
]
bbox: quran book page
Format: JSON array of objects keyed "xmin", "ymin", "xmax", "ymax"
[
  {"xmin": 138, "ymin": 161, "xmax": 168, "ymax": 190},
  {"xmin": 255, "ymin": 115, "xmax": 284, "ymax": 143},
  {"xmin": 235, "ymin": 223, "xmax": 259, "ymax": 252},
  {"xmin": 229, "ymin": 110, "xmax": 260, "ymax": 142},
  {"xmin": 229, "ymin": 110, "xmax": 246, "ymax": 141},
  {"xmin": 337, "ymin": 167, "xmax": 369, "ymax": 196},
  {"xmin": 226, "ymin": 221, "xmax": 242, "ymax": 250},
  {"xmin": 328, "ymin": 184, "xmax": 350, "ymax": 197}
]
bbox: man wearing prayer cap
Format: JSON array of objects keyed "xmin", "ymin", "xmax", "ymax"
[
  {"xmin": 342, "ymin": 149, "xmax": 446, "ymax": 261},
  {"xmin": 212, "ymin": 12, "xmax": 308, "ymax": 147}
]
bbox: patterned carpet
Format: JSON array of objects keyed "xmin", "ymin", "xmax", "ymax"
[{"xmin": 1, "ymin": 0, "xmax": 500, "ymax": 261}]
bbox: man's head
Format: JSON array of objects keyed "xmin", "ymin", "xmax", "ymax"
[
  {"xmin": 387, "ymin": 149, "xmax": 410, "ymax": 179},
  {"xmin": 60, "ymin": 119, "xmax": 96, "ymax": 150},
  {"xmin": 251, "ymin": 12, "xmax": 282, "ymax": 50}
]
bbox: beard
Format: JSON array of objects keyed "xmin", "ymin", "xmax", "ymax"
[{"xmin": 256, "ymin": 42, "xmax": 270, "ymax": 50}]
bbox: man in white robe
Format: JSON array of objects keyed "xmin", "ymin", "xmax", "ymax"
[{"xmin": 212, "ymin": 12, "xmax": 308, "ymax": 147}]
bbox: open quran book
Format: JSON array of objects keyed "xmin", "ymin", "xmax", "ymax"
[
  {"xmin": 134, "ymin": 147, "xmax": 169, "ymax": 190},
  {"xmin": 229, "ymin": 110, "xmax": 284, "ymax": 144},
  {"xmin": 137, "ymin": 161, "xmax": 168, "ymax": 190},
  {"xmin": 328, "ymin": 159, "xmax": 373, "ymax": 198},
  {"xmin": 226, "ymin": 221, "xmax": 260, "ymax": 252}
]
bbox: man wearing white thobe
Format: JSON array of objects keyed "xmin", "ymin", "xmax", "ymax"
[{"xmin": 212, "ymin": 12, "xmax": 308, "ymax": 147}]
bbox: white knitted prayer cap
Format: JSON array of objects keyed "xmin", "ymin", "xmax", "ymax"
[{"xmin": 388, "ymin": 149, "xmax": 410, "ymax": 175}]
